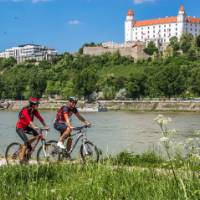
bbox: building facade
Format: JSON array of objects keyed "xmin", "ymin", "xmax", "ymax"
[
  {"xmin": 0, "ymin": 44, "xmax": 57, "ymax": 63},
  {"xmin": 125, "ymin": 5, "xmax": 200, "ymax": 49}
]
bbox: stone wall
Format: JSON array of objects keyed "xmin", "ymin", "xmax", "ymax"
[
  {"xmin": 6, "ymin": 100, "xmax": 200, "ymax": 112},
  {"xmin": 83, "ymin": 43, "xmax": 149, "ymax": 60}
]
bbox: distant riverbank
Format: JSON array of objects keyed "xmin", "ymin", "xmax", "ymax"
[{"xmin": 2, "ymin": 99, "xmax": 200, "ymax": 112}]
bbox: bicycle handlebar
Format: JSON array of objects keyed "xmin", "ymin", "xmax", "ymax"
[
  {"xmin": 73, "ymin": 125, "xmax": 90, "ymax": 131},
  {"xmin": 39, "ymin": 128, "xmax": 49, "ymax": 131}
]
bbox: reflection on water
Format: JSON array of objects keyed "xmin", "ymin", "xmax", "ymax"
[{"xmin": 0, "ymin": 111, "xmax": 200, "ymax": 155}]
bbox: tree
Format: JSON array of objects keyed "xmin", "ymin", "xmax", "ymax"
[
  {"xmin": 189, "ymin": 67, "xmax": 200, "ymax": 96},
  {"xmin": 180, "ymin": 33, "xmax": 194, "ymax": 53},
  {"xmin": 74, "ymin": 67, "xmax": 99, "ymax": 100},
  {"xmin": 155, "ymin": 65, "xmax": 186, "ymax": 98},
  {"xmin": 169, "ymin": 36, "xmax": 180, "ymax": 52},
  {"xmin": 29, "ymin": 71, "xmax": 47, "ymax": 98},
  {"xmin": 126, "ymin": 71, "xmax": 146, "ymax": 99},
  {"xmin": 144, "ymin": 41, "xmax": 158, "ymax": 55},
  {"xmin": 195, "ymin": 35, "xmax": 200, "ymax": 48}
]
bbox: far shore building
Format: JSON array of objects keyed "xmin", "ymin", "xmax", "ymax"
[
  {"xmin": 125, "ymin": 5, "xmax": 200, "ymax": 50},
  {"xmin": 0, "ymin": 44, "xmax": 57, "ymax": 63}
]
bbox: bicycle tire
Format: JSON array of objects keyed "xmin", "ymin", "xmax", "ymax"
[
  {"xmin": 47, "ymin": 140, "xmax": 68, "ymax": 162},
  {"xmin": 37, "ymin": 140, "xmax": 58, "ymax": 164},
  {"xmin": 80, "ymin": 141, "xmax": 99, "ymax": 163},
  {"xmin": 5, "ymin": 142, "xmax": 22, "ymax": 165}
]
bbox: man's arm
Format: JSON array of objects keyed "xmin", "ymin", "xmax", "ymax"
[
  {"xmin": 75, "ymin": 112, "xmax": 91, "ymax": 126},
  {"xmin": 22, "ymin": 109, "xmax": 40, "ymax": 131},
  {"xmin": 35, "ymin": 111, "xmax": 49, "ymax": 130},
  {"xmin": 63, "ymin": 113, "xmax": 73, "ymax": 129}
]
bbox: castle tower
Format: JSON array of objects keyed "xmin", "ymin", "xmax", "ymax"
[
  {"xmin": 177, "ymin": 5, "xmax": 186, "ymax": 38},
  {"xmin": 125, "ymin": 10, "xmax": 134, "ymax": 42}
]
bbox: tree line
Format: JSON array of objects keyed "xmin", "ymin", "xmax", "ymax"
[{"xmin": 0, "ymin": 33, "xmax": 200, "ymax": 101}]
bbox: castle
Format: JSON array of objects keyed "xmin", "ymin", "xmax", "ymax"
[{"xmin": 125, "ymin": 5, "xmax": 200, "ymax": 49}]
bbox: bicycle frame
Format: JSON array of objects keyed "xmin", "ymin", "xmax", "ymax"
[
  {"xmin": 28, "ymin": 130, "xmax": 48, "ymax": 156},
  {"xmin": 67, "ymin": 128, "xmax": 88, "ymax": 154}
]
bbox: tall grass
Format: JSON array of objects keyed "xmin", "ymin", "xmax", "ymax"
[{"xmin": 0, "ymin": 160, "xmax": 199, "ymax": 200}]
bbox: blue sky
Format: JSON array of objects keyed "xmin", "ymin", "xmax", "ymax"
[{"xmin": 0, "ymin": 0, "xmax": 200, "ymax": 53}]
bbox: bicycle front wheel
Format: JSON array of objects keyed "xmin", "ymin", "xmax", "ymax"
[
  {"xmin": 37, "ymin": 141, "xmax": 58, "ymax": 164},
  {"xmin": 5, "ymin": 142, "xmax": 21, "ymax": 165},
  {"xmin": 80, "ymin": 141, "xmax": 99, "ymax": 163}
]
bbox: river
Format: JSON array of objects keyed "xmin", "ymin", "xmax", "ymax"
[{"xmin": 0, "ymin": 111, "xmax": 199, "ymax": 156}]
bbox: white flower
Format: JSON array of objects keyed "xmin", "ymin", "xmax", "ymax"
[
  {"xmin": 194, "ymin": 130, "xmax": 200, "ymax": 136},
  {"xmin": 160, "ymin": 137, "xmax": 169, "ymax": 142},
  {"xmin": 186, "ymin": 138, "xmax": 194, "ymax": 144}
]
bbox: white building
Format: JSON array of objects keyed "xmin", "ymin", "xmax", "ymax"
[
  {"xmin": 125, "ymin": 5, "xmax": 200, "ymax": 49},
  {"xmin": 0, "ymin": 44, "xmax": 57, "ymax": 63}
]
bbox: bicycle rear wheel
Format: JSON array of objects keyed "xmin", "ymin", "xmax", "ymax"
[
  {"xmin": 80, "ymin": 141, "xmax": 99, "ymax": 163},
  {"xmin": 37, "ymin": 141, "xmax": 58, "ymax": 164},
  {"xmin": 5, "ymin": 142, "xmax": 22, "ymax": 165}
]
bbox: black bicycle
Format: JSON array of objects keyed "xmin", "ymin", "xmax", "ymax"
[
  {"xmin": 5, "ymin": 128, "xmax": 57, "ymax": 165},
  {"xmin": 50, "ymin": 125, "xmax": 100, "ymax": 163}
]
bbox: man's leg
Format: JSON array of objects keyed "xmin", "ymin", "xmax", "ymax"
[
  {"xmin": 60, "ymin": 127, "xmax": 72, "ymax": 151},
  {"xmin": 26, "ymin": 127, "xmax": 39, "ymax": 150},
  {"xmin": 16, "ymin": 128, "xmax": 29, "ymax": 160}
]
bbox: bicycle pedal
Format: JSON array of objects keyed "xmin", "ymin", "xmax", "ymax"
[{"xmin": 12, "ymin": 153, "xmax": 17, "ymax": 159}]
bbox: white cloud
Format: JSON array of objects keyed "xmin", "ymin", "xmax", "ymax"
[
  {"xmin": 68, "ymin": 20, "xmax": 80, "ymax": 25},
  {"xmin": 134, "ymin": 0, "xmax": 155, "ymax": 4}
]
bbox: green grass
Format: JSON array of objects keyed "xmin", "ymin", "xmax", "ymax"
[{"xmin": 0, "ymin": 151, "xmax": 199, "ymax": 200}]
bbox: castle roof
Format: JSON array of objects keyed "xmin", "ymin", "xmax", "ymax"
[
  {"xmin": 133, "ymin": 16, "xmax": 200, "ymax": 27},
  {"xmin": 179, "ymin": 5, "xmax": 185, "ymax": 12},
  {"xmin": 134, "ymin": 16, "xmax": 177, "ymax": 27},
  {"xmin": 186, "ymin": 16, "xmax": 200, "ymax": 23},
  {"xmin": 128, "ymin": 9, "xmax": 134, "ymax": 16}
]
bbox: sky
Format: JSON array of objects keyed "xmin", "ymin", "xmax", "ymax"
[{"xmin": 0, "ymin": 0, "xmax": 200, "ymax": 53}]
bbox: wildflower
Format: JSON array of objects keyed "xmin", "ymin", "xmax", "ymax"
[
  {"xmin": 160, "ymin": 137, "xmax": 169, "ymax": 142},
  {"xmin": 186, "ymin": 138, "xmax": 194, "ymax": 144},
  {"xmin": 50, "ymin": 189, "xmax": 56, "ymax": 193}
]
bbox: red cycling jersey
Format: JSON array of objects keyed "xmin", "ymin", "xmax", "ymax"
[{"xmin": 16, "ymin": 106, "xmax": 44, "ymax": 129}]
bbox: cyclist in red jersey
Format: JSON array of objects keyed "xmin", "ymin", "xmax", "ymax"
[
  {"xmin": 16, "ymin": 97, "xmax": 49, "ymax": 159},
  {"xmin": 54, "ymin": 97, "xmax": 91, "ymax": 150}
]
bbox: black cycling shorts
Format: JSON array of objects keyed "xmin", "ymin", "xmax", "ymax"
[
  {"xmin": 54, "ymin": 121, "xmax": 68, "ymax": 135},
  {"xmin": 16, "ymin": 127, "xmax": 39, "ymax": 144}
]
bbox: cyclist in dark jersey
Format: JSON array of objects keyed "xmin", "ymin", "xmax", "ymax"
[
  {"xmin": 54, "ymin": 97, "xmax": 91, "ymax": 150},
  {"xmin": 16, "ymin": 97, "xmax": 49, "ymax": 160}
]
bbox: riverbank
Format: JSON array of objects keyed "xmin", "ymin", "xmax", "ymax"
[{"xmin": 4, "ymin": 99, "xmax": 200, "ymax": 112}]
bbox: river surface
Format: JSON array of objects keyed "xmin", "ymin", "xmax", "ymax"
[{"xmin": 0, "ymin": 111, "xmax": 199, "ymax": 156}]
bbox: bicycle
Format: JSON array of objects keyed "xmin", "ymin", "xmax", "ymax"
[
  {"xmin": 52, "ymin": 125, "xmax": 100, "ymax": 163},
  {"xmin": 5, "ymin": 128, "xmax": 57, "ymax": 165}
]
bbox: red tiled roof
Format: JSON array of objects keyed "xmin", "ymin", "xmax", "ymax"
[
  {"xmin": 186, "ymin": 16, "xmax": 200, "ymax": 24},
  {"xmin": 179, "ymin": 5, "xmax": 185, "ymax": 12},
  {"xmin": 128, "ymin": 10, "xmax": 134, "ymax": 16},
  {"xmin": 134, "ymin": 17, "xmax": 177, "ymax": 27}
]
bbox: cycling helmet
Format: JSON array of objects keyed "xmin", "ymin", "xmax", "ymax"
[
  {"xmin": 68, "ymin": 96, "xmax": 78, "ymax": 104},
  {"xmin": 29, "ymin": 97, "xmax": 40, "ymax": 105}
]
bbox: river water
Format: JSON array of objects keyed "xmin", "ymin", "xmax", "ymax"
[{"xmin": 0, "ymin": 111, "xmax": 199, "ymax": 156}]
